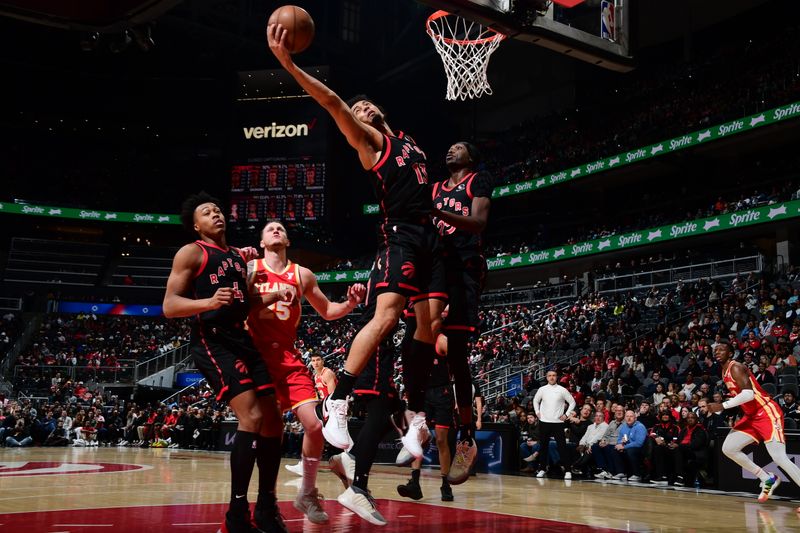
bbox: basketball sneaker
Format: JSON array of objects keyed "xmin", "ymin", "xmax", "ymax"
[
  {"xmin": 284, "ymin": 460, "xmax": 303, "ymax": 476},
  {"xmin": 447, "ymin": 439, "xmax": 477, "ymax": 485},
  {"xmin": 440, "ymin": 483, "xmax": 454, "ymax": 502},
  {"xmin": 328, "ymin": 451, "xmax": 355, "ymax": 489},
  {"xmin": 252, "ymin": 502, "xmax": 288, "ymax": 533},
  {"xmin": 396, "ymin": 478, "xmax": 423, "ymax": 500},
  {"xmin": 218, "ymin": 508, "xmax": 259, "ymax": 533},
  {"xmin": 337, "ymin": 486, "xmax": 387, "ymax": 526},
  {"xmin": 395, "ymin": 446, "xmax": 414, "ymax": 466},
  {"xmin": 321, "ymin": 396, "xmax": 353, "ymax": 450},
  {"xmin": 401, "ymin": 411, "xmax": 429, "ymax": 459},
  {"xmin": 293, "ymin": 488, "xmax": 328, "ymax": 524},
  {"xmin": 758, "ymin": 473, "xmax": 781, "ymax": 503}
]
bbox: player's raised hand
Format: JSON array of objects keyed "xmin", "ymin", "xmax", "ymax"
[
  {"xmin": 208, "ymin": 287, "xmax": 234, "ymax": 309},
  {"xmin": 267, "ymin": 23, "xmax": 293, "ymax": 69},
  {"xmin": 347, "ymin": 283, "xmax": 367, "ymax": 307}
]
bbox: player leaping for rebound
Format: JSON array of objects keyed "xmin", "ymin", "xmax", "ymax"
[
  {"xmin": 246, "ymin": 221, "xmax": 365, "ymax": 524},
  {"xmin": 268, "ymin": 22, "xmax": 447, "ymax": 526},
  {"xmin": 709, "ymin": 341, "xmax": 800, "ymax": 505},
  {"xmin": 430, "ymin": 141, "xmax": 492, "ymax": 484}
]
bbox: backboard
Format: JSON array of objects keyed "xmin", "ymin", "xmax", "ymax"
[{"xmin": 419, "ymin": 0, "xmax": 634, "ymax": 72}]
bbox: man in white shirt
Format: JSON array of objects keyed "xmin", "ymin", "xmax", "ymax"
[
  {"xmin": 571, "ymin": 410, "xmax": 608, "ymax": 477},
  {"xmin": 533, "ymin": 370, "xmax": 576, "ymax": 479}
]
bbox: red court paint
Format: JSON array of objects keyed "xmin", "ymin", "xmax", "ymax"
[
  {"xmin": 0, "ymin": 501, "xmax": 620, "ymax": 532},
  {"xmin": 0, "ymin": 461, "xmax": 150, "ymax": 477}
]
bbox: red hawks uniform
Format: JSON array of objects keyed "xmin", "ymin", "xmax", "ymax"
[
  {"xmin": 723, "ymin": 362, "xmax": 785, "ymax": 443},
  {"xmin": 247, "ymin": 259, "xmax": 318, "ymax": 411},
  {"xmin": 314, "ymin": 367, "xmax": 335, "ymax": 399}
]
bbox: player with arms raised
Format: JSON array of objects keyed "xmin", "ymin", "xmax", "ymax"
[
  {"xmin": 246, "ymin": 221, "xmax": 365, "ymax": 524},
  {"xmin": 268, "ymin": 20, "xmax": 446, "ymax": 525},
  {"xmin": 709, "ymin": 341, "xmax": 800, "ymax": 504}
]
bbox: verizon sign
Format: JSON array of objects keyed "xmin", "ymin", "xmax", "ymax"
[{"xmin": 243, "ymin": 121, "xmax": 310, "ymax": 140}]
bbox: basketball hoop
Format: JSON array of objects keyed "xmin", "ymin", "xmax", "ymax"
[{"xmin": 426, "ymin": 10, "xmax": 506, "ymax": 101}]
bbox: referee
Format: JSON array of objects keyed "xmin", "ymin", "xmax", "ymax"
[{"xmin": 532, "ymin": 370, "xmax": 576, "ymax": 479}]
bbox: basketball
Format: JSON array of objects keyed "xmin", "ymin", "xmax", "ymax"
[{"xmin": 268, "ymin": 5, "xmax": 315, "ymax": 54}]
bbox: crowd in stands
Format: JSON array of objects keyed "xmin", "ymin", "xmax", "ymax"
[
  {"xmin": 480, "ymin": 265, "xmax": 800, "ymax": 484},
  {"xmin": 484, "ymin": 24, "xmax": 800, "ymax": 189},
  {"xmin": 11, "ymin": 314, "xmax": 191, "ymax": 395},
  {"xmin": 0, "ymin": 389, "xmax": 233, "ymax": 450},
  {"xmin": 0, "ymin": 311, "xmax": 21, "ymax": 363},
  {"xmin": 484, "ymin": 174, "xmax": 799, "ymax": 258}
]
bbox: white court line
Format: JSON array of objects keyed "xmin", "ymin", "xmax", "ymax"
[
  {"xmin": 283, "ymin": 518, "xmax": 305, "ymax": 522},
  {"xmin": 172, "ymin": 523, "xmax": 219, "ymax": 526},
  {"xmin": 53, "ymin": 525, "xmax": 113, "ymax": 527},
  {"xmin": 397, "ymin": 514, "xmax": 416, "ymax": 517}
]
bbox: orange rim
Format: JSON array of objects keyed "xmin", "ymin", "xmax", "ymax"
[{"xmin": 426, "ymin": 10, "xmax": 506, "ymax": 46}]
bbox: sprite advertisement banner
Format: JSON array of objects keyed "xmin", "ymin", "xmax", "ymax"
[
  {"xmin": 0, "ymin": 201, "xmax": 179, "ymax": 225},
  {"xmin": 362, "ymin": 100, "xmax": 800, "ymax": 213},
  {"xmin": 320, "ymin": 200, "xmax": 800, "ymax": 283}
]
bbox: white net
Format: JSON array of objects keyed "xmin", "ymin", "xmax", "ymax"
[{"xmin": 426, "ymin": 11, "xmax": 506, "ymax": 101}]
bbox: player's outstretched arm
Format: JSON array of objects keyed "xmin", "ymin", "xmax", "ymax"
[
  {"xmin": 267, "ymin": 23, "xmax": 383, "ymax": 170},
  {"xmin": 299, "ymin": 266, "xmax": 365, "ymax": 320},
  {"xmin": 163, "ymin": 244, "xmax": 233, "ymax": 318}
]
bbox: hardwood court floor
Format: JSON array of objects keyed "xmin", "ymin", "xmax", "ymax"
[{"xmin": 1, "ymin": 447, "xmax": 799, "ymax": 532}]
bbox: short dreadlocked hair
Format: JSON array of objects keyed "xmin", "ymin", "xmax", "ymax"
[{"xmin": 180, "ymin": 191, "xmax": 222, "ymax": 233}]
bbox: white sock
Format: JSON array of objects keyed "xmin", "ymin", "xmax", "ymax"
[{"xmin": 300, "ymin": 456, "xmax": 320, "ymax": 495}]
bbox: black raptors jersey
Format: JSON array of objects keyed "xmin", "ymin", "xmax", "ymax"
[
  {"xmin": 370, "ymin": 132, "xmax": 432, "ymax": 223},
  {"xmin": 431, "ymin": 171, "xmax": 493, "ymax": 257},
  {"xmin": 192, "ymin": 240, "xmax": 249, "ymax": 329}
]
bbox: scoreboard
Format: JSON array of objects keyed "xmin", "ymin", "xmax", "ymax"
[
  {"xmin": 230, "ymin": 159, "xmax": 325, "ymax": 223},
  {"xmin": 232, "ymin": 68, "xmax": 330, "ymax": 228}
]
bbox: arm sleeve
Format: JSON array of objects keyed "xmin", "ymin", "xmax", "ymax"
[
  {"xmin": 722, "ymin": 389, "xmax": 755, "ymax": 409},
  {"xmin": 533, "ymin": 388, "xmax": 543, "ymax": 417},
  {"xmin": 564, "ymin": 389, "xmax": 576, "ymax": 415}
]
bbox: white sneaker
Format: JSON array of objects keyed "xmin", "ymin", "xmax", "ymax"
[
  {"xmin": 536, "ymin": 470, "xmax": 546, "ymax": 478},
  {"xmin": 400, "ymin": 411, "xmax": 429, "ymax": 459},
  {"xmin": 72, "ymin": 439, "xmax": 86, "ymax": 447},
  {"xmin": 628, "ymin": 475, "xmax": 642, "ymax": 482},
  {"xmin": 322, "ymin": 397, "xmax": 353, "ymax": 450},
  {"xmin": 612, "ymin": 473, "xmax": 626, "ymax": 481},
  {"xmin": 564, "ymin": 471, "xmax": 572, "ymax": 480},
  {"xmin": 337, "ymin": 486, "xmax": 387, "ymax": 526},
  {"xmin": 285, "ymin": 460, "xmax": 304, "ymax": 476},
  {"xmin": 329, "ymin": 452, "xmax": 355, "ymax": 489},
  {"xmin": 594, "ymin": 470, "xmax": 611, "ymax": 479},
  {"xmin": 294, "ymin": 488, "xmax": 328, "ymax": 524},
  {"xmin": 395, "ymin": 446, "xmax": 414, "ymax": 466}
]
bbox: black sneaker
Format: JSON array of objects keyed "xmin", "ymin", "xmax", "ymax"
[
  {"xmin": 674, "ymin": 475, "xmax": 685, "ymax": 487},
  {"xmin": 217, "ymin": 509, "xmax": 258, "ymax": 533},
  {"xmin": 440, "ymin": 484, "xmax": 454, "ymax": 502},
  {"xmin": 252, "ymin": 504, "xmax": 288, "ymax": 533},
  {"xmin": 397, "ymin": 479, "xmax": 423, "ymax": 500}
]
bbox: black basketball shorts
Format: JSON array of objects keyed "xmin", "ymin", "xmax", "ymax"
[
  {"xmin": 441, "ymin": 253, "xmax": 486, "ymax": 333},
  {"xmin": 191, "ymin": 324, "xmax": 275, "ymax": 402},
  {"xmin": 372, "ymin": 222, "xmax": 447, "ymax": 302},
  {"xmin": 425, "ymin": 384, "xmax": 455, "ymax": 429}
]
